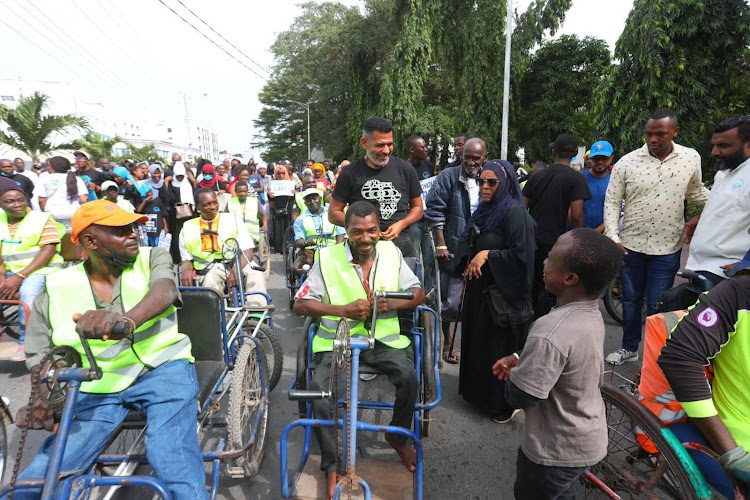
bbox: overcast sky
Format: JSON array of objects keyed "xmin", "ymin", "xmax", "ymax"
[{"xmin": 0, "ymin": 0, "xmax": 633, "ymax": 161}]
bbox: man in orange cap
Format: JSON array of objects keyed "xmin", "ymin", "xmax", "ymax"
[{"xmin": 17, "ymin": 199, "xmax": 208, "ymax": 499}]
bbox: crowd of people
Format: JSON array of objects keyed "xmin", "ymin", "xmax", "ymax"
[{"xmin": 1, "ymin": 109, "xmax": 749, "ymax": 499}]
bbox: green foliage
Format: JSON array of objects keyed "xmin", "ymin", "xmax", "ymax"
[
  {"xmin": 0, "ymin": 92, "xmax": 88, "ymax": 162},
  {"xmin": 123, "ymin": 142, "xmax": 159, "ymax": 161},
  {"xmin": 516, "ymin": 35, "xmax": 611, "ymax": 163},
  {"xmin": 595, "ymin": 0, "xmax": 750, "ymax": 171},
  {"xmin": 71, "ymin": 133, "xmax": 122, "ymax": 161}
]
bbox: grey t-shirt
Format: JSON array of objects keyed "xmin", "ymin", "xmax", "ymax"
[
  {"xmin": 510, "ymin": 300, "xmax": 607, "ymax": 467},
  {"xmin": 25, "ymin": 247, "xmax": 180, "ymax": 368}
]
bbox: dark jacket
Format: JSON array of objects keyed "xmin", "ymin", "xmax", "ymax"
[{"xmin": 424, "ymin": 164, "xmax": 473, "ymax": 276}]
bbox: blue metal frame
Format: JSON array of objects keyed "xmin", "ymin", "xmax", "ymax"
[
  {"xmin": 280, "ymin": 303, "xmax": 442, "ymax": 499},
  {"xmin": 1, "ymin": 289, "xmax": 269, "ymax": 500}
]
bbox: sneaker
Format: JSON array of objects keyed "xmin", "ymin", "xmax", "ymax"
[
  {"xmin": 605, "ymin": 348, "xmax": 638, "ymax": 365},
  {"xmin": 491, "ymin": 409, "xmax": 521, "ymax": 424},
  {"xmin": 10, "ymin": 344, "xmax": 25, "ymax": 362},
  {"xmin": 359, "ymin": 373, "xmax": 377, "ymax": 382}
]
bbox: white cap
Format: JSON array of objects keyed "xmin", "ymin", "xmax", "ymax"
[{"xmin": 101, "ymin": 180, "xmax": 119, "ymax": 191}]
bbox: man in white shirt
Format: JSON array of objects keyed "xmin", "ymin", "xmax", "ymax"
[
  {"xmin": 684, "ymin": 115, "xmax": 750, "ymax": 284},
  {"xmin": 603, "ymin": 108, "xmax": 709, "ymax": 365}
]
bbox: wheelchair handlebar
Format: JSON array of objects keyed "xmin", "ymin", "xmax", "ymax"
[
  {"xmin": 374, "ymin": 291, "xmax": 415, "ymax": 301},
  {"xmin": 112, "ymin": 320, "xmax": 133, "ymax": 338},
  {"xmin": 288, "ymin": 389, "xmax": 331, "ymax": 401},
  {"xmin": 677, "ymin": 270, "xmax": 701, "ymax": 281}
]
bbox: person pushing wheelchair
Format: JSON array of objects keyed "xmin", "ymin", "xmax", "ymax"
[
  {"xmin": 7, "ymin": 200, "xmax": 207, "ymax": 499},
  {"xmin": 293, "ymin": 201, "xmax": 425, "ymax": 500}
]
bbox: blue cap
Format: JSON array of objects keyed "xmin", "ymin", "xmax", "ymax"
[
  {"xmin": 589, "ymin": 140, "xmax": 614, "ymax": 158},
  {"xmin": 728, "ymin": 248, "xmax": 750, "ymax": 277}
]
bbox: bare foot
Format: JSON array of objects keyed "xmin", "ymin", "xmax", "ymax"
[
  {"xmin": 385, "ymin": 435, "xmax": 417, "ymax": 472},
  {"xmin": 326, "ymin": 471, "xmax": 337, "ymax": 500}
]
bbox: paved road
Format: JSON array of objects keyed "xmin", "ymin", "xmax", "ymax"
[{"xmin": 0, "ymin": 255, "xmax": 636, "ymax": 499}]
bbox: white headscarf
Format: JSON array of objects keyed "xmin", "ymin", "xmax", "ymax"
[{"xmin": 172, "ymin": 162, "xmax": 194, "ymax": 205}]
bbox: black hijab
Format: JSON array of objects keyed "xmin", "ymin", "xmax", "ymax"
[{"xmin": 460, "ymin": 159, "xmax": 523, "ymax": 240}]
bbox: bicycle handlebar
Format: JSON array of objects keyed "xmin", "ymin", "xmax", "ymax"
[
  {"xmin": 374, "ymin": 291, "xmax": 415, "ymax": 301},
  {"xmin": 288, "ymin": 389, "xmax": 331, "ymax": 401}
]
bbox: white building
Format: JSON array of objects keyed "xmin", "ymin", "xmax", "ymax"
[{"xmin": 0, "ymin": 79, "xmax": 219, "ymax": 163}]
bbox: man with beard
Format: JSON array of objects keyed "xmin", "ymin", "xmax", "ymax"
[
  {"xmin": 684, "ymin": 116, "xmax": 750, "ymax": 285},
  {"xmin": 329, "ymin": 117, "xmax": 423, "ymax": 257},
  {"xmin": 578, "ymin": 141, "xmax": 614, "ymax": 233},
  {"xmin": 293, "ymin": 201, "xmax": 424, "ymax": 500},
  {"xmin": 424, "ymin": 137, "xmax": 486, "ymax": 364},
  {"xmin": 17, "ymin": 200, "xmax": 208, "ymax": 499}
]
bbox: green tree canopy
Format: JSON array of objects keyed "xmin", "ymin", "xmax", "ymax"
[
  {"xmin": 595, "ymin": 0, "xmax": 750, "ymax": 172},
  {"xmin": 0, "ymin": 92, "xmax": 88, "ymax": 162},
  {"xmin": 71, "ymin": 133, "xmax": 122, "ymax": 162},
  {"xmin": 516, "ymin": 35, "xmax": 611, "ymax": 164},
  {"xmin": 123, "ymin": 143, "xmax": 159, "ymax": 162}
]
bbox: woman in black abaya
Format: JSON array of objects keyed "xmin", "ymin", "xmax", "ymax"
[{"xmin": 456, "ymin": 160, "xmax": 536, "ymax": 423}]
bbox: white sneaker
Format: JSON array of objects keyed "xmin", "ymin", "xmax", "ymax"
[
  {"xmin": 606, "ymin": 348, "xmax": 638, "ymax": 365},
  {"xmin": 359, "ymin": 373, "xmax": 377, "ymax": 381}
]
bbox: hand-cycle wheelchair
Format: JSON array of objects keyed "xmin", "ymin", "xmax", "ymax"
[
  {"xmin": 576, "ymin": 271, "xmax": 744, "ymax": 499},
  {"xmin": 0, "ymin": 285, "xmax": 269, "ymax": 499},
  {"xmin": 280, "ymin": 282, "xmax": 442, "ymax": 499},
  {"xmin": 283, "ymin": 224, "xmax": 340, "ymax": 310},
  {"xmin": 182, "ymin": 236, "xmax": 284, "ymax": 391}
]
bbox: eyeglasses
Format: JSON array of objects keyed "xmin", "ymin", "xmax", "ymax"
[{"xmin": 477, "ymin": 178, "xmax": 499, "ymax": 187}]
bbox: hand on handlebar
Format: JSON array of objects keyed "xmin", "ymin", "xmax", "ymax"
[
  {"xmin": 340, "ymin": 299, "xmax": 371, "ymax": 321},
  {"xmin": 73, "ymin": 311, "xmax": 131, "ymax": 341},
  {"xmin": 718, "ymin": 446, "xmax": 750, "ymax": 483},
  {"xmin": 227, "ymin": 267, "xmax": 239, "ymax": 290},
  {"xmin": 180, "ymin": 263, "xmax": 196, "ymax": 287},
  {"xmin": 436, "ymin": 248, "xmax": 452, "ymax": 262}
]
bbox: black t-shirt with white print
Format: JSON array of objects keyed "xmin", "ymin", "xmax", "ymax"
[{"xmin": 332, "ymin": 156, "xmax": 422, "ymax": 231}]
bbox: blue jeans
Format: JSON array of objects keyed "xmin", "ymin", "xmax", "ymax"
[
  {"xmin": 620, "ymin": 249, "xmax": 681, "ymax": 352},
  {"xmin": 3, "ymin": 272, "xmax": 46, "ymax": 344},
  {"xmin": 10, "ymin": 360, "xmax": 208, "ymax": 499}
]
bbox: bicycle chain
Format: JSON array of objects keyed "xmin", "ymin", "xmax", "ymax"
[{"xmin": 8, "ymin": 365, "xmax": 40, "ymax": 500}]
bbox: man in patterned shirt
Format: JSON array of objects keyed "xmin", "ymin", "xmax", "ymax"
[{"xmin": 604, "ymin": 108, "xmax": 709, "ymax": 364}]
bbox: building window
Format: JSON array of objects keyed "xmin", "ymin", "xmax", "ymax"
[
  {"xmin": 167, "ymin": 128, "xmax": 172, "ymax": 133},
  {"xmin": 1, "ymin": 96, "xmax": 14, "ymax": 102}
]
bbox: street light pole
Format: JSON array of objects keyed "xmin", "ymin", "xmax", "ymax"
[
  {"xmin": 287, "ymin": 100, "xmax": 311, "ymax": 160},
  {"xmin": 501, "ymin": 0, "xmax": 512, "ymax": 161}
]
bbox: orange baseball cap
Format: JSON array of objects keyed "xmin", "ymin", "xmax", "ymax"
[{"xmin": 71, "ymin": 199, "xmax": 148, "ymax": 242}]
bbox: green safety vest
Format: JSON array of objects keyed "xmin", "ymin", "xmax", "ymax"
[
  {"xmin": 46, "ymin": 248, "xmax": 193, "ymax": 393},
  {"xmin": 301, "ymin": 210, "xmax": 337, "ymax": 249},
  {"xmin": 295, "ymin": 188, "xmax": 326, "ymax": 213},
  {"xmin": 182, "ymin": 214, "xmax": 239, "ymax": 271},
  {"xmin": 227, "ymin": 197, "xmax": 259, "ymax": 239},
  {"xmin": 0, "ymin": 211, "xmax": 65, "ymax": 275},
  {"xmin": 312, "ymin": 241, "xmax": 409, "ymax": 353}
]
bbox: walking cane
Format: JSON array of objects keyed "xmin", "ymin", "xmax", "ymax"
[{"xmin": 447, "ymin": 224, "xmax": 480, "ymax": 358}]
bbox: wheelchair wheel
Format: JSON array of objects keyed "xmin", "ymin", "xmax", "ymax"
[
  {"xmin": 285, "ymin": 248, "xmax": 297, "ymax": 310},
  {"xmin": 0, "ymin": 409, "xmax": 6, "ymax": 483},
  {"xmin": 576, "ymin": 382, "xmax": 699, "ymax": 499},
  {"xmin": 243, "ymin": 319, "xmax": 283, "ymax": 391},
  {"xmin": 603, "ymin": 276, "xmax": 647, "ymax": 325},
  {"xmin": 295, "ymin": 318, "xmax": 314, "ymax": 419},
  {"xmin": 258, "ymin": 231, "xmax": 271, "ymax": 279},
  {"xmin": 420, "ymin": 309, "xmax": 435, "ymax": 438},
  {"xmin": 0, "ymin": 305, "xmax": 20, "ymax": 340},
  {"xmin": 229, "ymin": 341, "xmax": 269, "ymax": 478}
]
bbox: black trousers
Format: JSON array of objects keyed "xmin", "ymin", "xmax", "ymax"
[
  {"xmin": 514, "ymin": 448, "xmax": 586, "ymax": 500},
  {"xmin": 310, "ymin": 342, "xmax": 418, "ymax": 473}
]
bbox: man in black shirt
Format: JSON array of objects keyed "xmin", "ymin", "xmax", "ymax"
[
  {"xmin": 330, "ymin": 116, "xmax": 423, "ymax": 257},
  {"xmin": 406, "ymin": 135, "xmax": 434, "ymax": 180},
  {"xmin": 522, "ymin": 133, "xmax": 591, "ymax": 318},
  {"xmin": 0, "ymin": 159, "xmax": 34, "ymax": 202},
  {"xmin": 406, "ymin": 135, "xmax": 434, "ymax": 291}
]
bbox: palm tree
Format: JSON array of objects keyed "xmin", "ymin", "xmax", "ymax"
[{"xmin": 0, "ymin": 91, "xmax": 88, "ymax": 162}]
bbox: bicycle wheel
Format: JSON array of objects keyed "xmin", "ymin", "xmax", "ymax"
[
  {"xmin": 243, "ymin": 319, "xmax": 283, "ymax": 391},
  {"xmin": 0, "ymin": 305, "xmax": 20, "ymax": 340},
  {"xmin": 577, "ymin": 382, "xmax": 699, "ymax": 499},
  {"xmin": 603, "ymin": 276, "xmax": 647, "ymax": 325},
  {"xmin": 228, "ymin": 341, "xmax": 268, "ymax": 478},
  {"xmin": 0, "ymin": 411, "xmax": 6, "ymax": 483}
]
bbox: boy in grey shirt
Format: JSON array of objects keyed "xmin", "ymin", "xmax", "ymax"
[{"xmin": 493, "ymin": 228, "xmax": 622, "ymax": 499}]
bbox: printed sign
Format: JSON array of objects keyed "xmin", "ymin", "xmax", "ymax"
[
  {"xmin": 420, "ymin": 176, "xmax": 436, "ymax": 209},
  {"xmin": 268, "ymin": 180, "xmax": 295, "ymax": 196}
]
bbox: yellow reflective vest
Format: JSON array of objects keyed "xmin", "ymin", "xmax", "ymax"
[
  {"xmin": 227, "ymin": 197, "xmax": 260, "ymax": 240},
  {"xmin": 181, "ymin": 214, "xmax": 239, "ymax": 271},
  {"xmin": 46, "ymin": 248, "xmax": 192, "ymax": 393},
  {"xmin": 301, "ymin": 209, "xmax": 337, "ymax": 249},
  {"xmin": 312, "ymin": 241, "xmax": 409, "ymax": 353},
  {"xmin": 0, "ymin": 211, "xmax": 65, "ymax": 275}
]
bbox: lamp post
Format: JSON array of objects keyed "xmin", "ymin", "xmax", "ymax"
[
  {"xmin": 287, "ymin": 99, "xmax": 311, "ymax": 160},
  {"xmin": 501, "ymin": 0, "xmax": 512, "ymax": 161}
]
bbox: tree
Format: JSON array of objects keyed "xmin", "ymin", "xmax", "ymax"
[
  {"xmin": 0, "ymin": 91, "xmax": 87, "ymax": 162},
  {"xmin": 516, "ymin": 35, "xmax": 611, "ymax": 163},
  {"xmin": 71, "ymin": 133, "xmax": 121, "ymax": 161},
  {"xmin": 595, "ymin": 0, "xmax": 750, "ymax": 171},
  {"xmin": 123, "ymin": 142, "xmax": 159, "ymax": 161}
]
